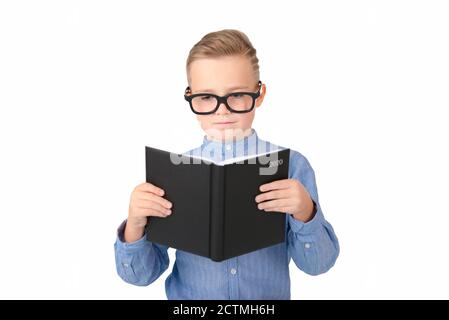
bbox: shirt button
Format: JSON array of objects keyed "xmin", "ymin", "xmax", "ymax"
[
  {"xmin": 123, "ymin": 263, "xmax": 129, "ymax": 267},
  {"xmin": 230, "ymin": 268, "xmax": 237, "ymax": 275},
  {"xmin": 225, "ymin": 145, "xmax": 232, "ymax": 151},
  {"xmin": 304, "ymin": 243, "xmax": 311, "ymax": 249}
]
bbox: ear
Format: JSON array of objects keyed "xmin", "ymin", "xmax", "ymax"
[{"xmin": 255, "ymin": 83, "xmax": 266, "ymax": 108}]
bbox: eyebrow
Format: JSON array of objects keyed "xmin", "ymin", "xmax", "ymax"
[{"xmin": 194, "ymin": 85, "xmax": 252, "ymax": 94}]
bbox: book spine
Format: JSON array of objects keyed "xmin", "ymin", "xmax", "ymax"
[
  {"xmin": 144, "ymin": 147, "xmax": 151, "ymax": 238},
  {"xmin": 209, "ymin": 164, "xmax": 225, "ymax": 262}
]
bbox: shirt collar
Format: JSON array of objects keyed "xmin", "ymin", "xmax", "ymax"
[
  {"xmin": 201, "ymin": 128, "xmax": 256, "ymax": 147},
  {"xmin": 199, "ymin": 128, "xmax": 262, "ymax": 160}
]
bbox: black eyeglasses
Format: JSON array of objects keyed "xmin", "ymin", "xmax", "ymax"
[{"xmin": 184, "ymin": 81, "xmax": 262, "ymax": 115}]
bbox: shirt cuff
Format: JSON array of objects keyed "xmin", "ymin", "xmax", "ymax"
[
  {"xmin": 288, "ymin": 201, "xmax": 323, "ymax": 235},
  {"xmin": 115, "ymin": 219, "xmax": 148, "ymax": 252}
]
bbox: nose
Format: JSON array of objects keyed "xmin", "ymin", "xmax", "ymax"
[{"xmin": 215, "ymin": 101, "xmax": 231, "ymax": 115}]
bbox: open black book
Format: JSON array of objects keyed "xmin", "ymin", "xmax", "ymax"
[{"xmin": 144, "ymin": 146, "xmax": 290, "ymax": 262}]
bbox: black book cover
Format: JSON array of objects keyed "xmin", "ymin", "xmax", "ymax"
[{"xmin": 144, "ymin": 146, "xmax": 290, "ymax": 262}]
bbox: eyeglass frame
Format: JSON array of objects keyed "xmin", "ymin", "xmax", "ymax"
[{"xmin": 184, "ymin": 81, "xmax": 262, "ymax": 115}]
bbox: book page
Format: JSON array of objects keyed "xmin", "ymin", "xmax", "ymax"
[{"xmin": 201, "ymin": 149, "xmax": 285, "ymax": 166}]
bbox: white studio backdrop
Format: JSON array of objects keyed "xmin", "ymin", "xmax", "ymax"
[{"xmin": 0, "ymin": 0, "xmax": 448, "ymax": 299}]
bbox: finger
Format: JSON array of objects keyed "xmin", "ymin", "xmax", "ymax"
[
  {"xmin": 255, "ymin": 189, "xmax": 292, "ymax": 203},
  {"xmin": 134, "ymin": 206, "xmax": 169, "ymax": 218},
  {"xmin": 136, "ymin": 192, "xmax": 172, "ymax": 209},
  {"xmin": 135, "ymin": 200, "xmax": 171, "ymax": 216},
  {"xmin": 263, "ymin": 206, "xmax": 295, "ymax": 214},
  {"xmin": 257, "ymin": 198, "xmax": 292, "ymax": 210},
  {"xmin": 135, "ymin": 205, "xmax": 170, "ymax": 218},
  {"xmin": 137, "ymin": 182, "xmax": 165, "ymax": 196},
  {"xmin": 259, "ymin": 179, "xmax": 291, "ymax": 192}
]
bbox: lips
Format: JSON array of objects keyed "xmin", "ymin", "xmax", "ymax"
[{"xmin": 214, "ymin": 121, "xmax": 236, "ymax": 125}]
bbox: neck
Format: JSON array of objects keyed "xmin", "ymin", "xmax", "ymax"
[{"xmin": 206, "ymin": 128, "xmax": 253, "ymax": 143}]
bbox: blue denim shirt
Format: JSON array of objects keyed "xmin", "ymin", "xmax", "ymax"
[{"xmin": 114, "ymin": 129, "xmax": 339, "ymax": 299}]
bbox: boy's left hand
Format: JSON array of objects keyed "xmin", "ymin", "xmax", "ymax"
[{"xmin": 255, "ymin": 179, "xmax": 315, "ymax": 223}]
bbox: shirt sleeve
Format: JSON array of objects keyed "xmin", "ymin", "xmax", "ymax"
[
  {"xmin": 114, "ymin": 220, "xmax": 169, "ymax": 286},
  {"xmin": 286, "ymin": 151, "xmax": 340, "ymax": 275}
]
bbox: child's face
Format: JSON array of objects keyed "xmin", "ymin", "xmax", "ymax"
[{"xmin": 188, "ymin": 55, "xmax": 266, "ymax": 142}]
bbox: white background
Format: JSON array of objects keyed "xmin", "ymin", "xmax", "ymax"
[{"xmin": 1, "ymin": 0, "xmax": 448, "ymax": 299}]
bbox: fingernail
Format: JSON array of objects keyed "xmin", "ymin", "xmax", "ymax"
[
  {"xmin": 167, "ymin": 202, "xmax": 172, "ymax": 208},
  {"xmin": 166, "ymin": 209, "xmax": 172, "ymax": 215}
]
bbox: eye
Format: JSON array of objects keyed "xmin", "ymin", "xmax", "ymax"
[
  {"xmin": 231, "ymin": 93, "xmax": 244, "ymax": 98},
  {"xmin": 201, "ymin": 95, "xmax": 213, "ymax": 101}
]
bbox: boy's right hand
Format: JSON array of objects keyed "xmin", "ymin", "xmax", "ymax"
[{"xmin": 125, "ymin": 182, "xmax": 172, "ymax": 242}]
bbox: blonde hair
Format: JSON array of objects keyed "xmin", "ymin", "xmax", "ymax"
[{"xmin": 186, "ymin": 29, "xmax": 260, "ymax": 85}]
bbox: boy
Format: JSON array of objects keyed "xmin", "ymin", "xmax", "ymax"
[{"xmin": 114, "ymin": 29, "xmax": 339, "ymax": 299}]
